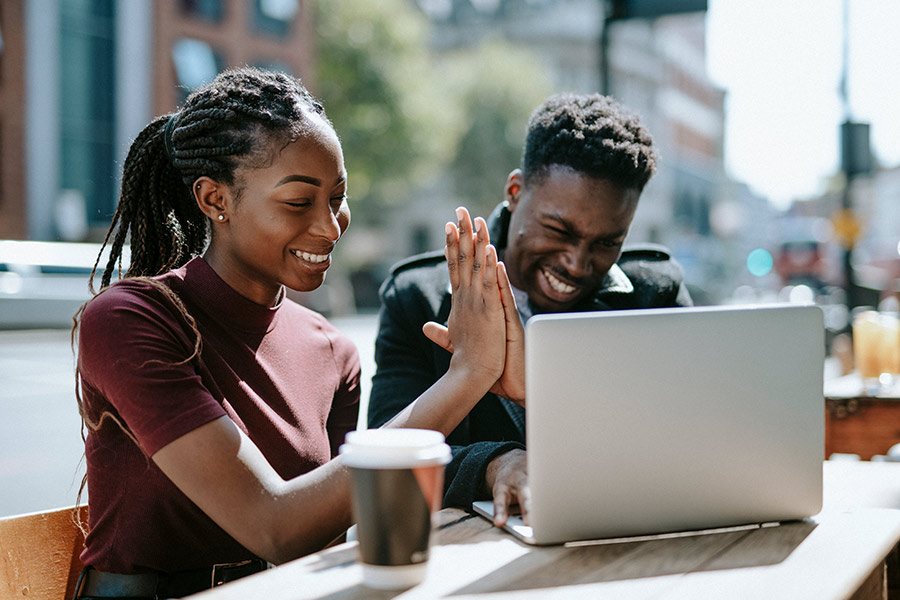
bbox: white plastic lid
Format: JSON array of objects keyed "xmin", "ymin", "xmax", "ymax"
[{"xmin": 339, "ymin": 428, "xmax": 451, "ymax": 469}]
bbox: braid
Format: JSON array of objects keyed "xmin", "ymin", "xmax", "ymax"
[{"xmin": 90, "ymin": 66, "xmax": 330, "ymax": 290}]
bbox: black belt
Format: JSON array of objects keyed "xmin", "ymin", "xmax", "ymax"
[{"xmin": 74, "ymin": 559, "xmax": 270, "ymax": 599}]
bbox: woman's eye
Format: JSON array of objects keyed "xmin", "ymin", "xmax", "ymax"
[{"xmin": 285, "ymin": 200, "xmax": 312, "ymax": 208}]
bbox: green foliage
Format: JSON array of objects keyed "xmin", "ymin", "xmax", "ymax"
[
  {"xmin": 312, "ymin": 0, "xmax": 454, "ymax": 224},
  {"xmin": 312, "ymin": 0, "xmax": 552, "ymax": 228},
  {"xmin": 439, "ymin": 40, "xmax": 553, "ymax": 218}
]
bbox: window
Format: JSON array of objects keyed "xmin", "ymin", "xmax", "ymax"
[
  {"xmin": 252, "ymin": 0, "xmax": 298, "ymax": 37},
  {"xmin": 59, "ymin": 0, "xmax": 117, "ymax": 228},
  {"xmin": 172, "ymin": 38, "xmax": 223, "ymax": 102},
  {"xmin": 179, "ymin": 0, "xmax": 224, "ymax": 22}
]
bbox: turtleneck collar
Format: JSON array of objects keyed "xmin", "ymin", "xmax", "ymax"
[{"xmin": 169, "ymin": 257, "xmax": 284, "ymax": 334}]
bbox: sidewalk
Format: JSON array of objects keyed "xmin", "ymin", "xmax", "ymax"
[{"xmin": 0, "ymin": 329, "xmax": 85, "ymax": 517}]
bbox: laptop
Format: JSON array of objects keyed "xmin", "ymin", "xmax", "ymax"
[{"xmin": 472, "ymin": 303, "xmax": 824, "ymax": 545}]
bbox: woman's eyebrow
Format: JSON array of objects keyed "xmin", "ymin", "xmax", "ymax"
[{"xmin": 276, "ymin": 174, "xmax": 321, "ymax": 187}]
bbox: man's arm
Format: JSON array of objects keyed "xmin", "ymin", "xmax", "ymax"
[{"xmin": 442, "ymin": 441, "xmax": 524, "ymax": 508}]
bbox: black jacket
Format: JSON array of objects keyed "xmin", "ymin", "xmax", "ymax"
[{"xmin": 368, "ymin": 203, "xmax": 693, "ymax": 508}]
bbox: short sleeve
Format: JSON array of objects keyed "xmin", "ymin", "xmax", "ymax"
[{"xmin": 78, "ymin": 281, "xmax": 227, "ymax": 457}]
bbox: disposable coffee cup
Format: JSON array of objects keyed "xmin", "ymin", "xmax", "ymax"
[{"xmin": 340, "ymin": 428, "xmax": 451, "ymax": 590}]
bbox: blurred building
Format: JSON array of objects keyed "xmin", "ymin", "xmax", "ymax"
[
  {"xmin": 0, "ymin": 0, "xmax": 313, "ymax": 242},
  {"xmin": 797, "ymin": 166, "xmax": 900, "ymax": 304},
  {"xmin": 410, "ymin": 0, "xmax": 740, "ymax": 303}
]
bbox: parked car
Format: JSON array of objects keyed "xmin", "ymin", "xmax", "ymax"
[{"xmin": 0, "ymin": 240, "xmax": 128, "ymax": 329}]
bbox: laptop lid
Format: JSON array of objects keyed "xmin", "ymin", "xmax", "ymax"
[{"xmin": 518, "ymin": 303, "xmax": 824, "ymax": 545}]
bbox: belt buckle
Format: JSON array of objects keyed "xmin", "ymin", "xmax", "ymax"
[{"xmin": 211, "ymin": 559, "xmax": 255, "ymax": 587}]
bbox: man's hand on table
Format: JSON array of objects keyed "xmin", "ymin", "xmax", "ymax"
[{"xmin": 484, "ymin": 448, "xmax": 530, "ymax": 527}]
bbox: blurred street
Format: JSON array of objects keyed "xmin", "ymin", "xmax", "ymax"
[{"xmin": 0, "ymin": 313, "xmax": 379, "ymax": 518}]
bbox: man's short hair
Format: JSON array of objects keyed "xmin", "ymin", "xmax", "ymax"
[{"xmin": 521, "ymin": 93, "xmax": 658, "ymax": 191}]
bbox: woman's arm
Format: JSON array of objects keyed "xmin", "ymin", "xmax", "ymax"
[
  {"xmin": 152, "ymin": 207, "xmax": 512, "ymax": 564},
  {"xmin": 152, "ymin": 416, "xmax": 351, "ymax": 565}
]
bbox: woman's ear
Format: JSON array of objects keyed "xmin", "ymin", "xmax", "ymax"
[
  {"xmin": 193, "ymin": 177, "xmax": 229, "ymax": 223},
  {"xmin": 504, "ymin": 169, "xmax": 524, "ymax": 212}
]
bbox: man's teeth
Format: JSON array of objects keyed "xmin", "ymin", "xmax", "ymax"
[
  {"xmin": 292, "ymin": 250, "xmax": 329, "ymax": 264},
  {"xmin": 544, "ymin": 270, "xmax": 576, "ymax": 294}
]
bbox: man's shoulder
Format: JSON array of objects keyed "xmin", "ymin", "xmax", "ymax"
[
  {"xmin": 380, "ymin": 250, "xmax": 450, "ymax": 304},
  {"xmin": 388, "ymin": 249, "xmax": 447, "ymax": 275},
  {"xmin": 618, "ymin": 243, "xmax": 673, "ymax": 263},
  {"xmin": 605, "ymin": 243, "xmax": 689, "ymax": 308}
]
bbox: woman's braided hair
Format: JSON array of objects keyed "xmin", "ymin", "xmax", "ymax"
[{"xmin": 92, "ymin": 66, "xmax": 329, "ymax": 289}]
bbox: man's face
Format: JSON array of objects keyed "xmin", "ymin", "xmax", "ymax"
[{"xmin": 501, "ymin": 165, "xmax": 640, "ymax": 313}]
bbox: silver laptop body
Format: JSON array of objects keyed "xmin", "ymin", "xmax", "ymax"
[{"xmin": 476, "ymin": 304, "xmax": 824, "ymax": 545}]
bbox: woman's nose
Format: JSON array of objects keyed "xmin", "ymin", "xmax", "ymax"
[{"xmin": 311, "ymin": 204, "xmax": 342, "ymax": 242}]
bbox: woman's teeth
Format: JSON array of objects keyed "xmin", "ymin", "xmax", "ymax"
[
  {"xmin": 292, "ymin": 250, "xmax": 329, "ymax": 264},
  {"xmin": 544, "ymin": 269, "xmax": 576, "ymax": 294}
]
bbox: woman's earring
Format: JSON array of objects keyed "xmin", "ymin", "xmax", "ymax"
[{"xmin": 217, "ymin": 214, "xmax": 225, "ymax": 221}]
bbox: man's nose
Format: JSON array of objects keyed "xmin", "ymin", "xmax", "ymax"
[{"xmin": 561, "ymin": 244, "xmax": 593, "ymax": 278}]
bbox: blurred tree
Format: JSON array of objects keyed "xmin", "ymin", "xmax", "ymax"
[
  {"xmin": 438, "ymin": 40, "xmax": 553, "ymax": 217},
  {"xmin": 312, "ymin": 0, "xmax": 457, "ymax": 226}
]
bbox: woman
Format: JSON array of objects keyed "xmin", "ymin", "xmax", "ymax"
[{"xmin": 73, "ymin": 67, "xmax": 516, "ymax": 598}]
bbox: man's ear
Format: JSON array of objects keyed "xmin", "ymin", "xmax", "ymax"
[
  {"xmin": 504, "ymin": 169, "xmax": 524, "ymax": 212},
  {"xmin": 193, "ymin": 177, "xmax": 229, "ymax": 223}
]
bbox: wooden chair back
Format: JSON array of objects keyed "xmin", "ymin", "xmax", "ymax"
[{"xmin": 0, "ymin": 505, "xmax": 87, "ymax": 600}]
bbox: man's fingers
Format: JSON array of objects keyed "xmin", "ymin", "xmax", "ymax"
[
  {"xmin": 482, "ymin": 245, "xmax": 501, "ymax": 310},
  {"xmin": 492, "ymin": 485, "xmax": 512, "ymax": 527},
  {"xmin": 422, "ymin": 322, "xmax": 453, "ymax": 353},
  {"xmin": 498, "ymin": 262, "xmax": 523, "ymax": 340},
  {"xmin": 517, "ymin": 484, "xmax": 533, "ymax": 526}
]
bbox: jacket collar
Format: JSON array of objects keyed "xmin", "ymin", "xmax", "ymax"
[{"xmin": 486, "ymin": 202, "xmax": 634, "ymax": 311}]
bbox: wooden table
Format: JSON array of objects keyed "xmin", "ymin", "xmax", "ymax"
[
  {"xmin": 825, "ymin": 374, "xmax": 900, "ymax": 459},
  {"xmin": 191, "ymin": 461, "xmax": 900, "ymax": 600}
]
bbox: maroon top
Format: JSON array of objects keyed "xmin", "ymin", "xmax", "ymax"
[{"xmin": 77, "ymin": 257, "xmax": 360, "ymax": 574}]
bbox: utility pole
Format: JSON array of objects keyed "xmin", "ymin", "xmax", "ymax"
[
  {"xmin": 834, "ymin": 0, "xmax": 871, "ymax": 310},
  {"xmin": 599, "ymin": 0, "xmax": 708, "ymax": 96}
]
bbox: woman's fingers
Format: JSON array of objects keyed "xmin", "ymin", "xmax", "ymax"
[
  {"xmin": 422, "ymin": 322, "xmax": 453, "ymax": 353},
  {"xmin": 445, "ymin": 222, "xmax": 460, "ymax": 291},
  {"xmin": 455, "ymin": 207, "xmax": 475, "ymax": 289},
  {"xmin": 472, "ymin": 216, "xmax": 488, "ymax": 288}
]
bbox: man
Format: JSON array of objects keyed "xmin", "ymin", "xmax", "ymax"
[{"xmin": 368, "ymin": 93, "xmax": 692, "ymax": 524}]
